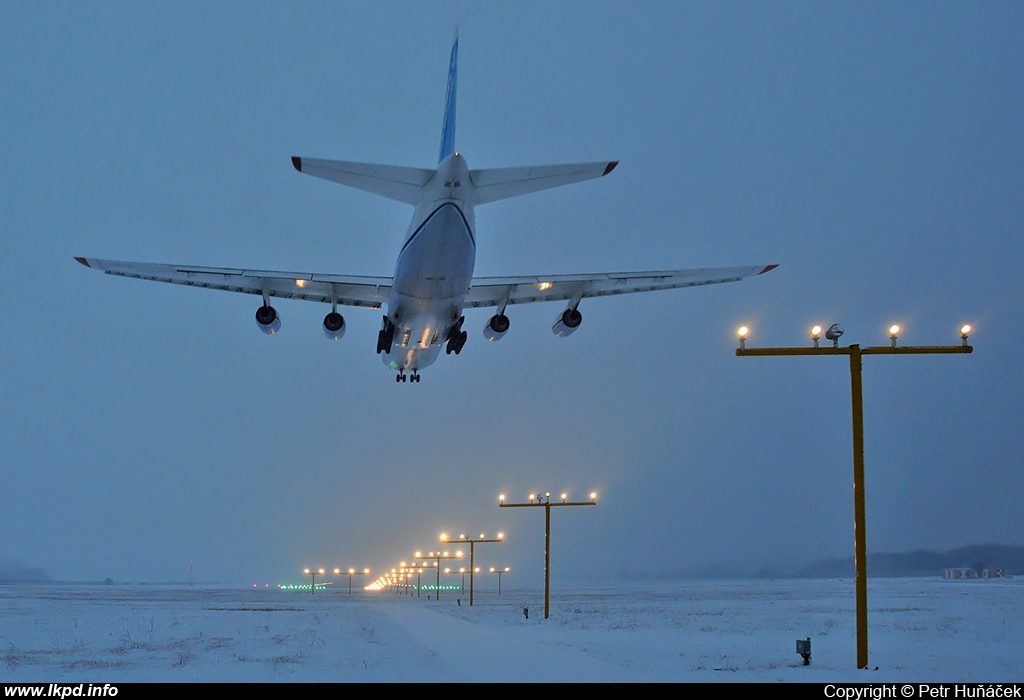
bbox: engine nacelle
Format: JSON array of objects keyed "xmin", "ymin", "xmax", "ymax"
[
  {"xmin": 551, "ymin": 308, "xmax": 582, "ymax": 337},
  {"xmin": 322, "ymin": 312, "xmax": 346, "ymax": 341},
  {"xmin": 255, "ymin": 304, "xmax": 281, "ymax": 335},
  {"xmin": 483, "ymin": 313, "xmax": 510, "ymax": 342}
]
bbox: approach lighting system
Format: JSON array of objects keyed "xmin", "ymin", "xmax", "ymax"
[
  {"xmin": 499, "ymin": 490, "xmax": 598, "ymax": 618},
  {"xmin": 415, "ymin": 548, "xmax": 464, "ymax": 600},
  {"xmin": 303, "ymin": 568, "xmax": 326, "ymax": 595},
  {"xmin": 489, "ymin": 566, "xmax": 511, "ymax": 594},
  {"xmin": 331, "ymin": 567, "xmax": 370, "ymax": 595},
  {"xmin": 734, "ymin": 320, "xmax": 973, "ymax": 669},
  {"xmin": 437, "ymin": 530, "xmax": 505, "ymax": 605}
]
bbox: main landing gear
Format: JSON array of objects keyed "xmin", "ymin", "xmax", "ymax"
[
  {"xmin": 445, "ymin": 317, "xmax": 467, "ymax": 355},
  {"xmin": 396, "ymin": 370, "xmax": 421, "ymax": 383},
  {"xmin": 377, "ymin": 316, "xmax": 395, "ymax": 354}
]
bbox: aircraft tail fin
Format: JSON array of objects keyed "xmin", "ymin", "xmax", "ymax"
[
  {"xmin": 469, "ymin": 161, "xmax": 618, "ymax": 204},
  {"xmin": 438, "ymin": 30, "xmax": 458, "ymax": 163}
]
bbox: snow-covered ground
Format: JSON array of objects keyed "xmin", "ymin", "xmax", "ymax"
[{"xmin": 1, "ymin": 577, "xmax": 1020, "ymax": 682}]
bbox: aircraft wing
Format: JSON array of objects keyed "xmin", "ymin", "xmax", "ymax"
[
  {"xmin": 74, "ymin": 257, "xmax": 392, "ymax": 309},
  {"xmin": 463, "ymin": 264, "xmax": 778, "ymax": 309}
]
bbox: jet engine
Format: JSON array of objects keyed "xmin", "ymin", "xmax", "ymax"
[
  {"xmin": 255, "ymin": 304, "xmax": 281, "ymax": 335},
  {"xmin": 551, "ymin": 308, "xmax": 582, "ymax": 337},
  {"xmin": 322, "ymin": 312, "xmax": 346, "ymax": 341},
  {"xmin": 483, "ymin": 313, "xmax": 510, "ymax": 342}
]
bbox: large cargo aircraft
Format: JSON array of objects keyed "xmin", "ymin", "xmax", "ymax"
[{"xmin": 77, "ymin": 34, "xmax": 777, "ymax": 382}]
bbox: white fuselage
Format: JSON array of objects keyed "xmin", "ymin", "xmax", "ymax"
[{"xmin": 383, "ymin": 153, "xmax": 476, "ymax": 371}]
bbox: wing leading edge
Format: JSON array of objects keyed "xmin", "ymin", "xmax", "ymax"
[
  {"xmin": 74, "ymin": 257, "xmax": 391, "ymax": 309},
  {"xmin": 74, "ymin": 257, "xmax": 776, "ymax": 312},
  {"xmin": 463, "ymin": 264, "xmax": 778, "ymax": 308}
]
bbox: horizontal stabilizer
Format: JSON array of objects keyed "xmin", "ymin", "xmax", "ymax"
[
  {"xmin": 470, "ymin": 161, "xmax": 617, "ymax": 205},
  {"xmin": 292, "ymin": 157, "xmax": 434, "ymax": 205}
]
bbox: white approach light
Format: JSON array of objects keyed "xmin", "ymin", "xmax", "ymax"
[
  {"xmin": 889, "ymin": 325, "xmax": 901, "ymax": 347},
  {"xmin": 737, "ymin": 326, "xmax": 749, "ymax": 350},
  {"xmin": 960, "ymin": 324, "xmax": 972, "ymax": 346}
]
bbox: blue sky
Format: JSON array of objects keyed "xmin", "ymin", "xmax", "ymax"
[{"xmin": 1, "ymin": 2, "xmax": 1021, "ymax": 584}]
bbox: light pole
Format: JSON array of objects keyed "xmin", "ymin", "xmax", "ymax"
[
  {"xmin": 499, "ymin": 491, "xmax": 597, "ymax": 619},
  {"xmin": 396, "ymin": 567, "xmax": 408, "ymax": 595},
  {"xmin": 303, "ymin": 568, "xmax": 325, "ymax": 595},
  {"xmin": 444, "ymin": 566, "xmax": 481, "ymax": 598},
  {"xmin": 414, "ymin": 549, "xmax": 464, "ymax": 600},
  {"xmin": 401, "ymin": 566, "xmax": 421, "ymax": 595},
  {"xmin": 489, "ymin": 567, "xmax": 511, "ymax": 595},
  {"xmin": 399, "ymin": 562, "xmax": 428, "ymax": 597},
  {"xmin": 333, "ymin": 568, "xmax": 370, "ymax": 595},
  {"xmin": 440, "ymin": 532, "xmax": 504, "ymax": 606},
  {"xmin": 395, "ymin": 564, "xmax": 419, "ymax": 597},
  {"xmin": 735, "ymin": 323, "xmax": 973, "ymax": 669}
]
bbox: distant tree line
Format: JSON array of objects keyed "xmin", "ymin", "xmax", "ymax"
[
  {"xmin": 0, "ymin": 560, "xmax": 52, "ymax": 582},
  {"xmin": 654, "ymin": 544, "xmax": 1024, "ymax": 580},
  {"xmin": 782, "ymin": 544, "xmax": 1024, "ymax": 579}
]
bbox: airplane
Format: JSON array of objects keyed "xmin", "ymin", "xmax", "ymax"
[{"xmin": 76, "ymin": 34, "xmax": 777, "ymax": 383}]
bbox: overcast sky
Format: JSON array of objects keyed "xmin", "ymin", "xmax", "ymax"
[{"xmin": 1, "ymin": 2, "xmax": 1021, "ymax": 585}]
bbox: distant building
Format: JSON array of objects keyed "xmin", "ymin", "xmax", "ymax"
[{"xmin": 943, "ymin": 567, "xmax": 1005, "ymax": 579}]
